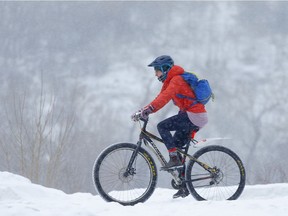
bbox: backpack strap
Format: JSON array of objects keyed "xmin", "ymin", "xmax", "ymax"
[{"xmin": 176, "ymin": 93, "xmax": 198, "ymax": 106}]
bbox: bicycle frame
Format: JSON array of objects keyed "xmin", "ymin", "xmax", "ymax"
[{"xmin": 126, "ymin": 118, "xmax": 217, "ymax": 186}]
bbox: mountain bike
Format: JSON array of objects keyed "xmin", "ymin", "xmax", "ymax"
[{"xmin": 92, "ymin": 115, "xmax": 246, "ymax": 206}]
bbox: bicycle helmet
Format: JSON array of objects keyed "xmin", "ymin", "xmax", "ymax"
[{"xmin": 148, "ymin": 55, "xmax": 174, "ymax": 82}]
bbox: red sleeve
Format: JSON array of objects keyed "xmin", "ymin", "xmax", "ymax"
[{"xmin": 148, "ymin": 77, "xmax": 180, "ymax": 112}]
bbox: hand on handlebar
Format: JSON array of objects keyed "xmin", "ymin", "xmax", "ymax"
[
  {"xmin": 131, "ymin": 111, "xmax": 142, "ymax": 122},
  {"xmin": 131, "ymin": 105, "xmax": 154, "ymax": 122}
]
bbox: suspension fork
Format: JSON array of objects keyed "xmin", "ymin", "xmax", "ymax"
[{"xmin": 123, "ymin": 139, "xmax": 143, "ymax": 177}]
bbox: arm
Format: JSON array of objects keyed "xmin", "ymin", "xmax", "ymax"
[{"xmin": 149, "ymin": 77, "xmax": 179, "ymax": 112}]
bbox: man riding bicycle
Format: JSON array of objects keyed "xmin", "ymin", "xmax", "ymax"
[{"xmin": 132, "ymin": 55, "xmax": 208, "ymax": 198}]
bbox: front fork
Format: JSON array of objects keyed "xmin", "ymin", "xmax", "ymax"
[{"xmin": 123, "ymin": 140, "xmax": 142, "ymax": 177}]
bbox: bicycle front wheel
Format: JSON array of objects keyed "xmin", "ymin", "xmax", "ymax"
[
  {"xmin": 185, "ymin": 145, "xmax": 246, "ymax": 201},
  {"xmin": 93, "ymin": 143, "xmax": 157, "ymax": 206}
]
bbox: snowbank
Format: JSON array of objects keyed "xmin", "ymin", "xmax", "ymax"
[{"xmin": 0, "ymin": 171, "xmax": 287, "ymax": 216}]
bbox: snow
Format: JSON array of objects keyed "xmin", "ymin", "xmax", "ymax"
[{"xmin": 0, "ymin": 172, "xmax": 288, "ymax": 216}]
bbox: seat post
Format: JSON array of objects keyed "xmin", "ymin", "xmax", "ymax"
[
  {"xmin": 178, "ymin": 129, "xmax": 197, "ymax": 177},
  {"xmin": 181, "ymin": 129, "xmax": 198, "ymax": 162}
]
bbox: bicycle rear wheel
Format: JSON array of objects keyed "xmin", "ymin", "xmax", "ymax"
[
  {"xmin": 185, "ymin": 145, "xmax": 245, "ymax": 201},
  {"xmin": 93, "ymin": 143, "xmax": 157, "ymax": 206}
]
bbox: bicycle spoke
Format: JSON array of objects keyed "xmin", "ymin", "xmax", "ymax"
[
  {"xmin": 186, "ymin": 145, "xmax": 245, "ymax": 201},
  {"xmin": 93, "ymin": 143, "xmax": 157, "ymax": 205}
]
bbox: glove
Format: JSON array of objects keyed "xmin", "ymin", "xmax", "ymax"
[
  {"xmin": 140, "ymin": 105, "xmax": 154, "ymax": 120},
  {"xmin": 131, "ymin": 105, "xmax": 154, "ymax": 122}
]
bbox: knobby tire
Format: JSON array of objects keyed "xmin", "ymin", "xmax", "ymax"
[
  {"xmin": 185, "ymin": 145, "xmax": 246, "ymax": 201},
  {"xmin": 92, "ymin": 143, "xmax": 158, "ymax": 206}
]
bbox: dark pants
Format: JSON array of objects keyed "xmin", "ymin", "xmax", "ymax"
[{"xmin": 157, "ymin": 111, "xmax": 199, "ymax": 150}]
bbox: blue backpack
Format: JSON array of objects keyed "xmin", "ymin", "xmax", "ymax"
[{"xmin": 177, "ymin": 72, "xmax": 214, "ymax": 105}]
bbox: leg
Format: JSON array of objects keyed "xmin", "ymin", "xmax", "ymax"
[
  {"xmin": 157, "ymin": 111, "xmax": 198, "ymax": 150},
  {"xmin": 157, "ymin": 112, "xmax": 198, "ymax": 170},
  {"xmin": 173, "ymin": 123, "xmax": 199, "ymax": 148}
]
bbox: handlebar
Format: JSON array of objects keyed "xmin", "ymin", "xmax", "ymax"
[{"xmin": 132, "ymin": 111, "xmax": 149, "ymax": 131}]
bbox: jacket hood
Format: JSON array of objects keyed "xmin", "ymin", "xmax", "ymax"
[
  {"xmin": 160, "ymin": 65, "xmax": 185, "ymax": 91},
  {"xmin": 164, "ymin": 65, "xmax": 185, "ymax": 83}
]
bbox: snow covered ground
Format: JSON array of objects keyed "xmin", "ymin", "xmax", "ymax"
[{"xmin": 0, "ymin": 171, "xmax": 287, "ymax": 216}]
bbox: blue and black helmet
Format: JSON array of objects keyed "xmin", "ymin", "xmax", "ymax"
[{"xmin": 148, "ymin": 55, "xmax": 174, "ymax": 82}]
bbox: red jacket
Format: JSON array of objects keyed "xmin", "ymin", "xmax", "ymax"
[{"xmin": 149, "ymin": 65, "xmax": 206, "ymax": 113}]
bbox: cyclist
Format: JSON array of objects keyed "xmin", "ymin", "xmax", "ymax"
[{"xmin": 132, "ymin": 55, "xmax": 208, "ymax": 198}]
